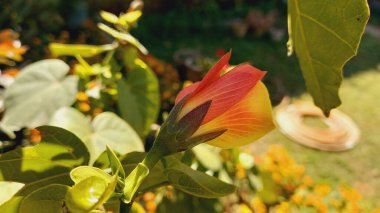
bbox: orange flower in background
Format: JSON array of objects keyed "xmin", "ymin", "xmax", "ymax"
[{"xmin": 174, "ymin": 51, "xmax": 274, "ymax": 148}]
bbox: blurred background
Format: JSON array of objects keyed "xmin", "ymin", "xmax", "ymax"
[{"xmin": 1, "ymin": 0, "xmax": 380, "ymax": 211}]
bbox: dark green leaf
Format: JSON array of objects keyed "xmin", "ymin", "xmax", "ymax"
[
  {"xmin": 163, "ymin": 157, "xmax": 236, "ymax": 198},
  {"xmin": 0, "ymin": 126, "xmax": 89, "ymax": 211},
  {"xmin": 117, "ymin": 57, "xmax": 160, "ymax": 137},
  {"xmin": 19, "ymin": 184, "xmax": 69, "ymax": 213}
]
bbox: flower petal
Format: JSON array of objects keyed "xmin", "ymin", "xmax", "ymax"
[
  {"xmin": 175, "ymin": 82, "xmax": 200, "ymax": 104},
  {"xmin": 179, "ymin": 64, "xmax": 266, "ymax": 124},
  {"xmin": 193, "ymin": 81, "xmax": 274, "ymax": 148},
  {"xmin": 191, "ymin": 51, "xmax": 231, "ymax": 96}
]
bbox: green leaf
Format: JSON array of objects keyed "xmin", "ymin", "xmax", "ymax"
[
  {"xmin": 106, "ymin": 146, "xmax": 126, "ymax": 192},
  {"xmin": 0, "ymin": 126, "xmax": 89, "ymax": 211},
  {"xmin": 65, "ymin": 175, "xmax": 117, "ymax": 212},
  {"xmin": 192, "ymin": 144, "xmax": 222, "ymax": 172},
  {"xmin": 163, "ymin": 157, "xmax": 236, "ymax": 198},
  {"xmin": 49, "ymin": 43, "xmax": 117, "ymax": 58},
  {"xmin": 287, "ymin": 0, "xmax": 369, "ymax": 115},
  {"xmin": 98, "ymin": 23, "xmax": 148, "ymax": 54},
  {"xmin": 121, "ymin": 152, "xmax": 167, "ymax": 193},
  {"xmin": 1, "ymin": 59, "xmax": 78, "ymax": 131},
  {"xmin": 0, "ymin": 182, "xmax": 24, "ymax": 205},
  {"xmin": 123, "ymin": 163, "xmax": 149, "ymax": 203},
  {"xmin": 100, "ymin": 11, "xmax": 119, "ymax": 24},
  {"xmin": 117, "ymin": 57, "xmax": 160, "ymax": 137},
  {"xmin": 50, "ymin": 107, "xmax": 144, "ymax": 164},
  {"xmin": 70, "ymin": 166, "xmax": 112, "ymax": 184},
  {"xmin": 19, "ymin": 184, "xmax": 69, "ymax": 213}
]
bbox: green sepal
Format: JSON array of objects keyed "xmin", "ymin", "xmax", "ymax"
[{"xmin": 176, "ymin": 100, "xmax": 212, "ymax": 142}]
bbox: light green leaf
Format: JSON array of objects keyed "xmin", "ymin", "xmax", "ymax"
[
  {"xmin": 70, "ymin": 166, "xmax": 112, "ymax": 184},
  {"xmin": 65, "ymin": 175, "xmax": 117, "ymax": 212},
  {"xmin": 287, "ymin": 0, "xmax": 369, "ymax": 115},
  {"xmin": 0, "ymin": 126, "xmax": 89, "ymax": 211},
  {"xmin": 121, "ymin": 152, "xmax": 167, "ymax": 193},
  {"xmin": 98, "ymin": 23, "xmax": 148, "ymax": 54},
  {"xmin": 19, "ymin": 184, "xmax": 69, "ymax": 213},
  {"xmin": 117, "ymin": 56, "xmax": 160, "ymax": 137},
  {"xmin": 100, "ymin": 11, "xmax": 119, "ymax": 24},
  {"xmin": 1, "ymin": 59, "xmax": 78, "ymax": 131},
  {"xmin": 163, "ymin": 157, "xmax": 236, "ymax": 198},
  {"xmin": 106, "ymin": 146, "xmax": 126, "ymax": 192},
  {"xmin": 192, "ymin": 144, "xmax": 222, "ymax": 171},
  {"xmin": 106, "ymin": 147, "xmax": 126, "ymax": 180},
  {"xmin": 50, "ymin": 108, "xmax": 144, "ymax": 164},
  {"xmin": 0, "ymin": 182, "xmax": 24, "ymax": 205},
  {"xmin": 123, "ymin": 163, "xmax": 149, "ymax": 203},
  {"xmin": 49, "ymin": 43, "xmax": 117, "ymax": 58}
]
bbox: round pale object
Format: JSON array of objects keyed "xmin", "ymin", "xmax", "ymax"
[{"xmin": 275, "ymin": 102, "xmax": 360, "ymax": 151}]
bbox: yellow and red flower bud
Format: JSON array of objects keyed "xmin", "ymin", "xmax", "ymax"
[{"xmin": 154, "ymin": 51, "xmax": 274, "ymax": 155}]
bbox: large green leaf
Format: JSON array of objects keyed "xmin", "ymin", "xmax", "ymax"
[
  {"xmin": 0, "ymin": 126, "xmax": 89, "ymax": 211},
  {"xmin": 1, "ymin": 59, "xmax": 78, "ymax": 131},
  {"xmin": 50, "ymin": 107, "xmax": 144, "ymax": 164},
  {"xmin": 163, "ymin": 157, "xmax": 236, "ymax": 198},
  {"xmin": 117, "ymin": 50, "xmax": 160, "ymax": 137},
  {"xmin": 192, "ymin": 144, "xmax": 222, "ymax": 172},
  {"xmin": 287, "ymin": 0, "xmax": 369, "ymax": 115},
  {"xmin": 19, "ymin": 184, "xmax": 69, "ymax": 213},
  {"xmin": 49, "ymin": 43, "xmax": 117, "ymax": 58}
]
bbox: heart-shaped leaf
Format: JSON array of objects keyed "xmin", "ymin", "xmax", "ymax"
[
  {"xmin": 163, "ymin": 157, "xmax": 236, "ymax": 198},
  {"xmin": 1, "ymin": 59, "xmax": 78, "ymax": 131},
  {"xmin": 118, "ymin": 48, "xmax": 160, "ymax": 137},
  {"xmin": 19, "ymin": 184, "xmax": 69, "ymax": 213},
  {"xmin": 0, "ymin": 126, "xmax": 89, "ymax": 211},
  {"xmin": 50, "ymin": 107, "xmax": 144, "ymax": 164},
  {"xmin": 287, "ymin": 0, "xmax": 369, "ymax": 115}
]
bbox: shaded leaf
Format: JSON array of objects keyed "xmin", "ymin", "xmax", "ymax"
[
  {"xmin": 1, "ymin": 60, "xmax": 78, "ymax": 131},
  {"xmin": 163, "ymin": 157, "xmax": 236, "ymax": 198},
  {"xmin": 118, "ymin": 54, "xmax": 160, "ymax": 137},
  {"xmin": 0, "ymin": 126, "xmax": 89, "ymax": 211},
  {"xmin": 287, "ymin": 0, "xmax": 369, "ymax": 115},
  {"xmin": 19, "ymin": 184, "xmax": 69, "ymax": 213}
]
